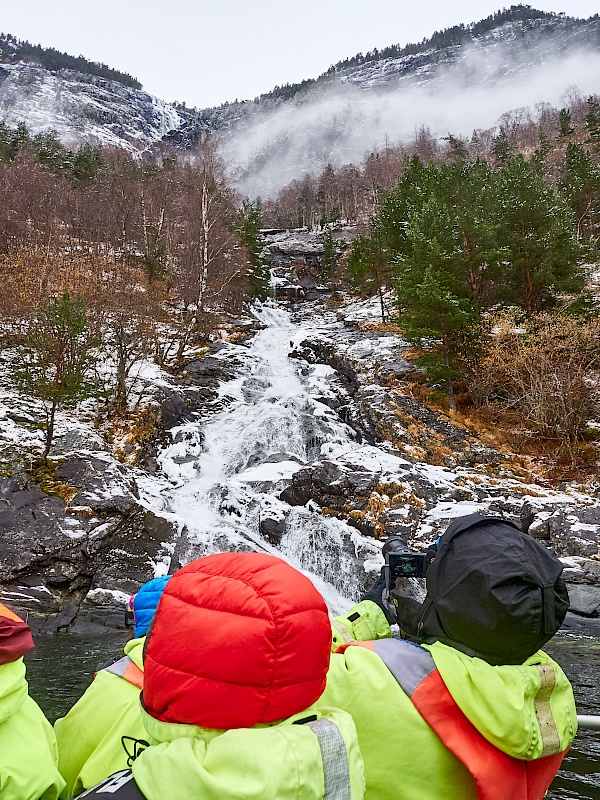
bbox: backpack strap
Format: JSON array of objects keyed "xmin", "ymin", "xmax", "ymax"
[
  {"xmin": 77, "ymin": 771, "xmax": 146, "ymax": 798},
  {"xmin": 308, "ymin": 718, "xmax": 352, "ymax": 800},
  {"xmin": 350, "ymin": 638, "xmax": 567, "ymax": 800}
]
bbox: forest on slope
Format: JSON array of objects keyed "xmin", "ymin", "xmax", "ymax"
[
  {"xmin": 1, "ymin": 19, "xmax": 600, "ymax": 481},
  {"xmin": 262, "ymin": 91, "xmax": 600, "ymax": 475},
  {"xmin": 0, "ymin": 123, "xmax": 267, "ymax": 463}
]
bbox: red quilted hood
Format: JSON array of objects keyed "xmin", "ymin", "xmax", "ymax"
[
  {"xmin": 142, "ymin": 552, "xmax": 332, "ymax": 729},
  {"xmin": 0, "ymin": 603, "xmax": 34, "ymax": 666}
]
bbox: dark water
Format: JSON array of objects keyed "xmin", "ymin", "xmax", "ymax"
[
  {"xmin": 545, "ymin": 632, "xmax": 600, "ymax": 799},
  {"xmin": 25, "ymin": 632, "xmax": 129, "ymax": 723},
  {"xmin": 24, "ymin": 629, "xmax": 600, "ymax": 797}
]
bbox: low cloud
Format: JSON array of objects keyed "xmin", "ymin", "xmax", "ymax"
[{"xmin": 222, "ymin": 39, "xmax": 600, "ymax": 197}]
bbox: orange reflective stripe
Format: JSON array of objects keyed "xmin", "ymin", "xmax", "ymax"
[
  {"xmin": 413, "ymin": 669, "xmax": 567, "ymax": 800},
  {"xmin": 334, "ymin": 640, "xmax": 375, "ymax": 654},
  {"xmin": 102, "ymin": 656, "xmax": 144, "ymax": 690},
  {"xmin": 341, "ymin": 639, "xmax": 568, "ymax": 800},
  {"xmin": 0, "ymin": 603, "xmax": 23, "ymax": 623},
  {"xmin": 122, "ymin": 661, "xmax": 144, "ymax": 690}
]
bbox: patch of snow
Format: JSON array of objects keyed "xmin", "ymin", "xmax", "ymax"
[{"xmin": 85, "ymin": 588, "xmax": 131, "ymax": 606}]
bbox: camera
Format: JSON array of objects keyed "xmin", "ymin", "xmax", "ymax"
[{"xmin": 383, "ymin": 537, "xmax": 436, "ymax": 580}]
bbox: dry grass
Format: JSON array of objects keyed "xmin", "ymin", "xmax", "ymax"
[
  {"xmin": 394, "ymin": 369, "xmax": 599, "ymax": 485},
  {"xmin": 31, "ymin": 458, "xmax": 78, "ymax": 503},
  {"xmin": 358, "ymin": 321, "xmax": 405, "ymax": 334},
  {"xmin": 113, "ymin": 406, "xmax": 159, "ymax": 465}
]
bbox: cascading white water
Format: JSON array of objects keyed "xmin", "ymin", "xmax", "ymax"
[{"xmin": 154, "ymin": 303, "xmax": 376, "ymax": 613}]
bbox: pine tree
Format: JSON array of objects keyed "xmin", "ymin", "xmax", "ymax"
[
  {"xmin": 70, "ymin": 143, "xmax": 102, "ymax": 185},
  {"xmin": 238, "ymin": 198, "xmax": 270, "ymax": 300},
  {"xmin": 491, "ymin": 129, "xmax": 513, "ymax": 166},
  {"xmin": 559, "ymin": 143, "xmax": 600, "ymax": 242},
  {"xmin": 496, "ymin": 157, "xmax": 585, "ymax": 312},
  {"xmin": 347, "ymin": 231, "xmax": 394, "ymax": 320},
  {"xmin": 396, "ymin": 263, "xmax": 478, "ymax": 408},
  {"xmin": 32, "ymin": 130, "xmax": 70, "ymax": 174},
  {"xmin": 585, "ymin": 96, "xmax": 600, "ymax": 144},
  {"xmin": 558, "ymin": 108, "xmax": 574, "ymax": 140},
  {"xmin": 443, "ymin": 133, "xmax": 469, "ymax": 161},
  {"xmin": 15, "ymin": 293, "xmax": 101, "ymax": 459}
]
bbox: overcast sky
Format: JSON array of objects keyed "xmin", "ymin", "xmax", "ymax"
[{"xmin": 0, "ymin": 1, "xmax": 598, "ymax": 108}]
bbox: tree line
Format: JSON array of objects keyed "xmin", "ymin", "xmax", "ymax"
[
  {"xmin": 324, "ymin": 6, "xmax": 564, "ymax": 77},
  {"xmin": 0, "ymin": 32, "xmax": 142, "ymax": 89}
]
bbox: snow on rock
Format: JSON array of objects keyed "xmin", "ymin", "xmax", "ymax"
[
  {"xmin": 84, "ymin": 587, "xmax": 131, "ymax": 607},
  {"xmin": 0, "ymin": 62, "xmax": 185, "ymax": 152}
]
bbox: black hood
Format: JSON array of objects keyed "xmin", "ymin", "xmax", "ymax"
[{"xmin": 414, "ymin": 515, "xmax": 569, "ymax": 665}]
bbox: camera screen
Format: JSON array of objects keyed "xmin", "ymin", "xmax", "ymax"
[{"xmin": 388, "ymin": 552, "xmax": 427, "ymax": 579}]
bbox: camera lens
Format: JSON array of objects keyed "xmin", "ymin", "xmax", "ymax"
[{"xmin": 382, "ymin": 536, "xmax": 412, "ymax": 559}]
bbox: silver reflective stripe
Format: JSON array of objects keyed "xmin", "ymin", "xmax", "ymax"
[
  {"xmin": 331, "ymin": 620, "xmax": 354, "ymax": 644},
  {"xmin": 534, "ymin": 663, "xmax": 562, "ymax": 756},
  {"xmin": 373, "ymin": 638, "xmax": 435, "ymax": 696},
  {"xmin": 309, "ymin": 718, "xmax": 352, "ymax": 800},
  {"xmin": 104, "ymin": 656, "xmax": 132, "ymax": 678}
]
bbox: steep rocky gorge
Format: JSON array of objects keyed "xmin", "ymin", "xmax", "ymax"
[{"xmin": 0, "ymin": 295, "xmax": 599, "ymax": 633}]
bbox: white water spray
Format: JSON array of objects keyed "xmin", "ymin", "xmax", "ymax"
[{"xmin": 156, "ymin": 303, "xmax": 374, "ymax": 613}]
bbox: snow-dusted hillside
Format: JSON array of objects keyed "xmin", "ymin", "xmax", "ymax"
[
  {"xmin": 166, "ymin": 13, "xmax": 600, "ymax": 196},
  {"xmin": 0, "ymin": 62, "xmax": 186, "ymax": 151},
  {"xmin": 1, "ymin": 11, "xmax": 599, "ymax": 190}
]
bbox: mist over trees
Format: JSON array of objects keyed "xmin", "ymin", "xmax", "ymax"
[{"xmin": 263, "ymin": 91, "xmax": 600, "ymax": 231}]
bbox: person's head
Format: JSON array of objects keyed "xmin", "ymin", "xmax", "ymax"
[
  {"xmin": 127, "ymin": 575, "xmax": 171, "ymax": 638},
  {"xmin": 394, "ymin": 514, "xmax": 569, "ymax": 665},
  {"xmin": 141, "ymin": 552, "xmax": 332, "ymax": 730}
]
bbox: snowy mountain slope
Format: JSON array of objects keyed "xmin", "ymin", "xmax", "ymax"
[
  {"xmin": 1, "ymin": 10, "xmax": 599, "ymax": 189},
  {"xmin": 166, "ymin": 12, "xmax": 600, "ymax": 196},
  {"xmin": 0, "ymin": 61, "xmax": 186, "ymax": 151}
]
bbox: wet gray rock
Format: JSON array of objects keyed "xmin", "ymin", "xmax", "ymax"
[
  {"xmin": 55, "ymin": 456, "xmax": 139, "ymax": 516},
  {"xmin": 0, "ymin": 462, "xmax": 175, "ymax": 633},
  {"xmin": 547, "ymin": 509, "xmax": 600, "ymax": 558},
  {"xmin": 154, "ymin": 386, "xmax": 193, "ymax": 430},
  {"xmin": 280, "ymin": 461, "xmax": 351, "ymax": 509},
  {"xmin": 0, "ymin": 476, "xmax": 83, "ymax": 585},
  {"xmin": 567, "ymin": 585, "xmax": 600, "ymax": 617},
  {"xmin": 260, "ymin": 515, "xmax": 286, "ymax": 545}
]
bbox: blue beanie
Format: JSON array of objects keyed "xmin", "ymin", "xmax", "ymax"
[{"xmin": 132, "ymin": 575, "xmax": 171, "ymax": 637}]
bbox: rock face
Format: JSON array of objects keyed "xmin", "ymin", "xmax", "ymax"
[
  {"xmin": 0, "ymin": 62, "xmax": 186, "ymax": 152},
  {"xmin": 0, "ymin": 457, "xmax": 175, "ymax": 634}
]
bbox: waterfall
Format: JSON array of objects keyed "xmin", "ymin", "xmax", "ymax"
[{"xmin": 154, "ymin": 303, "xmax": 379, "ymax": 614}]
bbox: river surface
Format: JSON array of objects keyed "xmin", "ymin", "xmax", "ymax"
[
  {"xmin": 25, "ymin": 627, "xmax": 599, "ymax": 798},
  {"xmin": 23, "ymin": 302, "xmax": 600, "ymax": 797}
]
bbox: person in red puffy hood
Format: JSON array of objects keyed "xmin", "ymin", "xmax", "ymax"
[{"xmin": 79, "ymin": 553, "xmax": 365, "ymax": 800}]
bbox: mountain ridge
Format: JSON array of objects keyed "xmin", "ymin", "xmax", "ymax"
[{"xmin": 0, "ymin": 5, "xmax": 599, "ymax": 193}]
